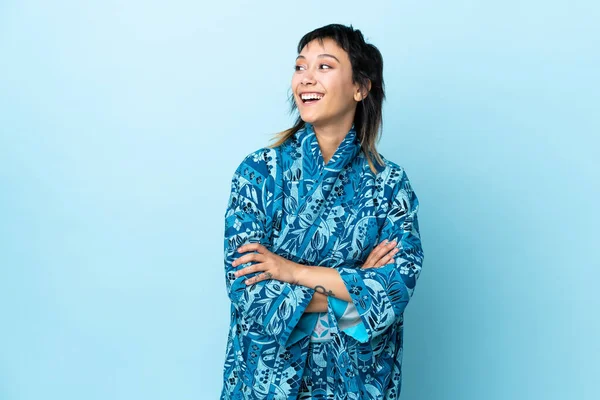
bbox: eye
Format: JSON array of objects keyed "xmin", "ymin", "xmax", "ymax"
[
  {"xmin": 294, "ymin": 65, "xmax": 305, "ymax": 71},
  {"xmin": 319, "ymin": 64, "xmax": 332, "ymax": 70}
]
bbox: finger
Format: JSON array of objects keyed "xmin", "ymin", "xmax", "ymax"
[
  {"xmin": 232, "ymin": 253, "xmax": 264, "ymax": 268},
  {"xmin": 363, "ymin": 256, "xmax": 395, "ymax": 269},
  {"xmin": 234, "ymin": 263, "xmax": 266, "ymax": 278},
  {"xmin": 374, "ymin": 255, "xmax": 390, "ymax": 267},
  {"xmin": 238, "ymin": 243, "xmax": 268, "ymax": 254},
  {"xmin": 374, "ymin": 253, "xmax": 395, "ymax": 267},
  {"xmin": 364, "ymin": 240, "xmax": 390, "ymax": 266},
  {"xmin": 368, "ymin": 240, "xmax": 397, "ymax": 265},
  {"xmin": 375, "ymin": 247, "xmax": 399, "ymax": 267},
  {"xmin": 245, "ymin": 271, "xmax": 273, "ymax": 286}
]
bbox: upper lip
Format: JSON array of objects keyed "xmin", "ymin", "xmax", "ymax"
[{"xmin": 298, "ymin": 92, "xmax": 325, "ymax": 101}]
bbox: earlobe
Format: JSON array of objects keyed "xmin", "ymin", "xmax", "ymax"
[
  {"xmin": 354, "ymin": 89, "xmax": 367, "ymax": 102},
  {"xmin": 355, "ymin": 80, "xmax": 371, "ymax": 101},
  {"xmin": 355, "ymin": 90, "xmax": 368, "ymax": 102}
]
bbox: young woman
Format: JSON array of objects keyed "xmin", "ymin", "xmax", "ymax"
[{"xmin": 221, "ymin": 24, "xmax": 424, "ymax": 400}]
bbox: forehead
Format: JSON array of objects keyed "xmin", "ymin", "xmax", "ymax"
[{"xmin": 299, "ymin": 37, "xmax": 346, "ymax": 58}]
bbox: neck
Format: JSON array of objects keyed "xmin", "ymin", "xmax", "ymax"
[{"xmin": 311, "ymin": 119, "xmax": 355, "ymax": 165}]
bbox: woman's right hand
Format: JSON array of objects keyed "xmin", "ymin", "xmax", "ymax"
[{"xmin": 361, "ymin": 239, "xmax": 398, "ymax": 269}]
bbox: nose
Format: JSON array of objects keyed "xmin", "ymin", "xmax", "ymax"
[{"xmin": 301, "ymin": 69, "xmax": 316, "ymax": 85}]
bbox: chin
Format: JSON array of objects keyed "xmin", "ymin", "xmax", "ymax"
[
  {"xmin": 299, "ymin": 112, "xmax": 320, "ymax": 124},
  {"xmin": 300, "ymin": 115, "xmax": 316, "ymax": 124}
]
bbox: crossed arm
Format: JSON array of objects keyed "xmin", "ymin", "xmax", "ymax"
[
  {"xmin": 232, "ymin": 239, "xmax": 399, "ymax": 313},
  {"xmin": 225, "ymin": 154, "xmax": 424, "ymax": 345}
]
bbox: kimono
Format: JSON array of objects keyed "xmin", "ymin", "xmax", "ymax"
[{"xmin": 220, "ymin": 122, "xmax": 424, "ymax": 400}]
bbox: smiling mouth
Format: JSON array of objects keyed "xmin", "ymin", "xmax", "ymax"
[{"xmin": 300, "ymin": 93, "xmax": 324, "ymax": 104}]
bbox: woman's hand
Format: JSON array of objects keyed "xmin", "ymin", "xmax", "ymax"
[
  {"xmin": 362, "ymin": 239, "xmax": 398, "ymax": 269},
  {"xmin": 232, "ymin": 243, "xmax": 299, "ymax": 285}
]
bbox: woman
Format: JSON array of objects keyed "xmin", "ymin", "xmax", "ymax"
[{"xmin": 221, "ymin": 24, "xmax": 424, "ymax": 400}]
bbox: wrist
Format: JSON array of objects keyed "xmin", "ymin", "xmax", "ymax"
[{"xmin": 292, "ymin": 263, "xmax": 309, "ymax": 286}]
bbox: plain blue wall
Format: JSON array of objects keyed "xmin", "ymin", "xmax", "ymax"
[{"xmin": 1, "ymin": 1, "xmax": 598, "ymax": 399}]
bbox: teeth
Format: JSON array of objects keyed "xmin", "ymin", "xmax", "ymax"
[{"xmin": 301, "ymin": 93, "xmax": 324, "ymax": 100}]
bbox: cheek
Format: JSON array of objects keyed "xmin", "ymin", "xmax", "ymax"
[
  {"xmin": 326, "ymin": 76, "xmax": 353, "ymax": 98},
  {"xmin": 291, "ymin": 74, "xmax": 302, "ymax": 88},
  {"xmin": 325, "ymin": 83, "xmax": 355, "ymax": 107}
]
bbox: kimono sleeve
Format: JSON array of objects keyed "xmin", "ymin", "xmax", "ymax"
[
  {"xmin": 223, "ymin": 150, "xmax": 314, "ymax": 347},
  {"xmin": 332, "ymin": 168, "xmax": 424, "ymax": 342}
]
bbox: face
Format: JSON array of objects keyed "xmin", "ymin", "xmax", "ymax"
[{"xmin": 292, "ymin": 37, "xmax": 365, "ymax": 127}]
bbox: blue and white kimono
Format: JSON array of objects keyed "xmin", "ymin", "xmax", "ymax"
[{"xmin": 221, "ymin": 122, "xmax": 424, "ymax": 399}]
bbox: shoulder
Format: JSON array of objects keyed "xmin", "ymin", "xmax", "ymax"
[
  {"xmin": 364, "ymin": 152, "xmax": 409, "ymax": 185},
  {"xmin": 231, "ymin": 147, "xmax": 278, "ymax": 186},
  {"xmin": 237, "ymin": 147, "xmax": 277, "ymax": 168},
  {"xmin": 369, "ymin": 153, "xmax": 418, "ymax": 202}
]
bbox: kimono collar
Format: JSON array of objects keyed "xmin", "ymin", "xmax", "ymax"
[{"xmin": 294, "ymin": 122, "xmax": 362, "ymax": 173}]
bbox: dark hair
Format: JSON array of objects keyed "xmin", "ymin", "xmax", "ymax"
[{"xmin": 269, "ymin": 23, "xmax": 386, "ymax": 174}]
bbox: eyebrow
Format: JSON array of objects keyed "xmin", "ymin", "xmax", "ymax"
[{"xmin": 296, "ymin": 53, "xmax": 340, "ymax": 63}]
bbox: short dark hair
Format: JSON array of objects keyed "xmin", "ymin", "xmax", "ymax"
[{"xmin": 270, "ymin": 23, "xmax": 386, "ymax": 174}]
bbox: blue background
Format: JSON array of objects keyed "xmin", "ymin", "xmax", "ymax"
[{"xmin": 1, "ymin": 1, "xmax": 598, "ymax": 399}]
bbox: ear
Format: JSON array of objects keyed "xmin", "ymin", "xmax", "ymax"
[{"xmin": 354, "ymin": 79, "xmax": 372, "ymax": 102}]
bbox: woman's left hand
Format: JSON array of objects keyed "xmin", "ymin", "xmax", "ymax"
[{"xmin": 232, "ymin": 243, "xmax": 300, "ymax": 285}]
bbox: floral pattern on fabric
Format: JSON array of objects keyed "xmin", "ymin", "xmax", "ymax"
[{"xmin": 221, "ymin": 122, "xmax": 424, "ymax": 399}]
